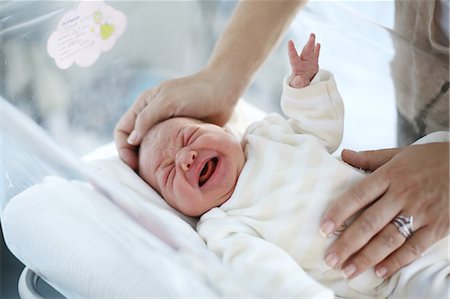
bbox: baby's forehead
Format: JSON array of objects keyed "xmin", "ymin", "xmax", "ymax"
[
  {"xmin": 153, "ymin": 117, "xmax": 201, "ymax": 135},
  {"xmin": 142, "ymin": 117, "xmax": 199, "ymax": 150}
]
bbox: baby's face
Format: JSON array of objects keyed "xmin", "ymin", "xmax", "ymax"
[{"xmin": 139, "ymin": 117, "xmax": 245, "ymax": 216}]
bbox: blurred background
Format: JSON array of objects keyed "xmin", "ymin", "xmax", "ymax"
[{"xmin": 1, "ymin": 1, "xmax": 399, "ymax": 298}]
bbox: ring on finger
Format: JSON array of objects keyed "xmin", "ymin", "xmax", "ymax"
[{"xmin": 392, "ymin": 215, "xmax": 413, "ymax": 239}]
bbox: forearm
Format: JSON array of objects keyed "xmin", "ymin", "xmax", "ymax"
[{"xmin": 205, "ymin": 0, "xmax": 306, "ymax": 106}]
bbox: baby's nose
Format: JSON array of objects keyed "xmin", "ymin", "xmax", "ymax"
[{"xmin": 179, "ymin": 150, "xmax": 198, "ymax": 171}]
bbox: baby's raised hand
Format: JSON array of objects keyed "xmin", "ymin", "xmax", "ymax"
[{"xmin": 288, "ymin": 33, "xmax": 320, "ymax": 88}]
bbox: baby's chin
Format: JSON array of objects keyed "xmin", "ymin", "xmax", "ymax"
[{"xmin": 178, "ymin": 193, "xmax": 232, "ymax": 217}]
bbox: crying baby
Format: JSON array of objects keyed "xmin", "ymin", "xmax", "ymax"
[{"xmin": 138, "ymin": 117, "xmax": 245, "ymax": 217}]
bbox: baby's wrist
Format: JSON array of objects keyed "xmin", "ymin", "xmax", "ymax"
[{"xmin": 289, "ymin": 74, "xmax": 310, "ymax": 89}]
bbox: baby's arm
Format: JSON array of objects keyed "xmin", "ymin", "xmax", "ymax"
[
  {"xmin": 281, "ymin": 34, "xmax": 344, "ymax": 153},
  {"xmin": 288, "ymin": 33, "xmax": 320, "ymax": 88}
]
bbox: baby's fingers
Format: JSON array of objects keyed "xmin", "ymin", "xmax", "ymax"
[
  {"xmin": 314, "ymin": 42, "xmax": 321, "ymax": 59},
  {"xmin": 288, "ymin": 40, "xmax": 299, "ymax": 67},
  {"xmin": 300, "ymin": 33, "xmax": 316, "ymax": 60}
]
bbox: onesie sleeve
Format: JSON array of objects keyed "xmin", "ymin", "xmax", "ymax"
[
  {"xmin": 197, "ymin": 208, "xmax": 334, "ymax": 298},
  {"xmin": 280, "ymin": 69, "xmax": 344, "ymax": 153}
]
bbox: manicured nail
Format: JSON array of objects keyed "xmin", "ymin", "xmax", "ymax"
[
  {"xmin": 320, "ymin": 220, "xmax": 335, "ymax": 237},
  {"xmin": 324, "ymin": 253, "xmax": 338, "ymax": 269},
  {"xmin": 342, "ymin": 264, "xmax": 356, "ymax": 278},
  {"xmin": 127, "ymin": 131, "xmax": 139, "ymax": 145},
  {"xmin": 376, "ymin": 267, "xmax": 387, "ymax": 279}
]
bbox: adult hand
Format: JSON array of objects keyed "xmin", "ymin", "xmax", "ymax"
[
  {"xmin": 114, "ymin": 1, "xmax": 305, "ymax": 170},
  {"xmin": 114, "ymin": 69, "xmax": 237, "ymax": 170},
  {"xmin": 320, "ymin": 142, "xmax": 449, "ymax": 279}
]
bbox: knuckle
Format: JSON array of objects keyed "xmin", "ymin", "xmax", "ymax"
[
  {"xmin": 350, "ymin": 186, "xmax": 367, "ymax": 206},
  {"xmin": 380, "ymin": 231, "xmax": 398, "ymax": 249},
  {"xmin": 323, "ymin": 201, "xmax": 343, "ymax": 222},
  {"xmin": 406, "ymin": 242, "xmax": 423, "ymax": 259},
  {"xmin": 134, "ymin": 95, "xmax": 147, "ymax": 112},
  {"xmin": 388, "ymin": 255, "xmax": 403, "ymax": 271},
  {"xmin": 358, "ymin": 150, "xmax": 375, "ymax": 169},
  {"xmin": 386, "ymin": 165, "xmax": 406, "ymax": 181},
  {"xmin": 434, "ymin": 214, "xmax": 450, "ymax": 238},
  {"xmin": 364, "ymin": 149, "xmax": 376, "ymax": 159},
  {"xmin": 359, "ymin": 213, "xmax": 378, "ymax": 233},
  {"xmin": 165, "ymin": 97, "xmax": 180, "ymax": 115},
  {"xmin": 330, "ymin": 239, "xmax": 351, "ymax": 261}
]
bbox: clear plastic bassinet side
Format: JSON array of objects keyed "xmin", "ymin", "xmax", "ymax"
[
  {"xmin": 0, "ymin": 98, "xmax": 88, "ymax": 213},
  {"xmin": 0, "ymin": 97, "xmax": 186, "ymax": 250}
]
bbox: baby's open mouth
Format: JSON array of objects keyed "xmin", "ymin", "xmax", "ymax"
[{"xmin": 199, "ymin": 157, "xmax": 218, "ymax": 187}]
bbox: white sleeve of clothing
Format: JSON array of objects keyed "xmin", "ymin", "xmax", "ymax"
[
  {"xmin": 197, "ymin": 208, "xmax": 334, "ymax": 298},
  {"xmin": 412, "ymin": 131, "xmax": 450, "ymax": 144},
  {"xmin": 280, "ymin": 69, "xmax": 344, "ymax": 153}
]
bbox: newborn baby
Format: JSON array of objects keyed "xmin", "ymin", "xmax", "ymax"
[
  {"xmin": 137, "ymin": 34, "xmax": 449, "ymax": 298},
  {"xmin": 138, "ymin": 116, "xmax": 245, "ymax": 217}
]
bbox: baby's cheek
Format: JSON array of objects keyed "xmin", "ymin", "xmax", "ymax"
[{"xmin": 173, "ymin": 180, "xmax": 195, "ymax": 203}]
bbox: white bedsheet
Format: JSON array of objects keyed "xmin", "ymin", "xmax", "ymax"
[{"xmin": 2, "ymin": 158, "xmax": 258, "ymax": 297}]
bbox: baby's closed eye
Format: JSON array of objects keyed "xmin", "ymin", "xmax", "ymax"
[
  {"xmin": 164, "ymin": 163, "xmax": 175, "ymax": 187},
  {"xmin": 184, "ymin": 126, "xmax": 200, "ymax": 146}
]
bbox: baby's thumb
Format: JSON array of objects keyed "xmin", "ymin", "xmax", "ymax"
[{"xmin": 290, "ymin": 75, "xmax": 309, "ymax": 88}]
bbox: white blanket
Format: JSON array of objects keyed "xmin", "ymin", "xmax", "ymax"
[{"xmin": 2, "ymin": 158, "xmax": 259, "ymax": 297}]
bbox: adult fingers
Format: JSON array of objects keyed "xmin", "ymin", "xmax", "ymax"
[
  {"xmin": 133, "ymin": 99, "xmax": 175, "ymax": 146},
  {"xmin": 323, "ymin": 190, "xmax": 400, "ymax": 270},
  {"xmin": 114, "ymin": 113, "xmax": 139, "ymax": 170},
  {"xmin": 116, "ymin": 141, "xmax": 139, "ymax": 171},
  {"xmin": 320, "ymin": 170, "xmax": 390, "ymax": 238},
  {"xmin": 339, "ymin": 207, "xmax": 425, "ymax": 279},
  {"xmin": 114, "ymin": 86, "xmax": 163, "ymax": 170},
  {"xmin": 126, "ymin": 87, "xmax": 164, "ymax": 145},
  {"xmin": 340, "ymin": 223, "xmax": 406, "ymax": 279},
  {"xmin": 341, "ymin": 147, "xmax": 403, "ymax": 171},
  {"xmin": 375, "ymin": 227, "xmax": 437, "ymax": 279}
]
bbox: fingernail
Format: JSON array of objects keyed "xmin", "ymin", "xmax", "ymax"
[
  {"xmin": 320, "ymin": 220, "xmax": 335, "ymax": 237},
  {"xmin": 324, "ymin": 253, "xmax": 338, "ymax": 269},
  {"xmin": 127, "ymin": 131, "xmax": 139, "ymax": 145},
  {"xmin": 376, "ymin": 267, "xmax": 387, "ymax": 279},
  {"xmin": 342, "ymin": 264, "xmax": 356, "ymax": 278}
]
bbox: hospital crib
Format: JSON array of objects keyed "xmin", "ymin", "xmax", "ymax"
[{"xmin": 1, "ymin": 1, "xmax": 403, "ymax": 297}]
